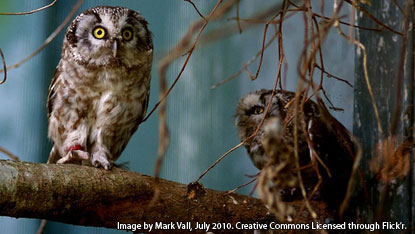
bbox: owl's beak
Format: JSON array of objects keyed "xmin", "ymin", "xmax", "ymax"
[{"xmin": 112, "ymin": 41, "xmax": 118, "ymax": 58}]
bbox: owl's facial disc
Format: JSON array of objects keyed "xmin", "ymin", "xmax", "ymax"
[{"xmin": 65, "ymin": 6, "xmax": 152, "ymax": 68}]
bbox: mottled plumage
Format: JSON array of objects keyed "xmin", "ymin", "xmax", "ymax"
[
  {"xmin": 235, "ymin": 89, "xmax": 355, "ymax": 213},
  {"xmin": 47, "ymin": 6, "xmax": 153, "ymax": 170}
]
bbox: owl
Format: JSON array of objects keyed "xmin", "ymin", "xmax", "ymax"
[
  {"xmin": 47, "ymin": 6, "xmax": 153, "ymax": 170},
  {"xmin": 235, "ymin": 89, "xmax": 356, "ymax": 214}
]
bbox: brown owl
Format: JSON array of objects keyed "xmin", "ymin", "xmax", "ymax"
[
  {"xmin": 47, "ymin": 6, "xmax": 153, "ymax": 170},
  {"xmin": 235, "ymin": 89, "xmax": 356, "ymax": 215}
]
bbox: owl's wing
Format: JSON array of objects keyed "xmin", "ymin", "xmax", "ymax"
[
  {"xmin": 46, "ymin": 67, "xmax": 61, "ymax": 119},
  {"xmin": 112, "ymin": 86, "xmax": 150, "ymax": 160},
  {"xmin": 307, "ymin": 101, "xmax": 356, "ymax": 211},
  {"xmin": 309, "ymin": 102, "xmax": 355, "ymax": 166},
  {"xmin": 141, "ymin": 88, "xmax": 150, "ymax": 121},
  {"xmin": 130, "ymin": 88, "xmax": 150, "ymax": 135}
]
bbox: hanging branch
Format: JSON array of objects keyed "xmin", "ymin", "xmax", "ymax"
[{"xmin": 153, "ymin": 0, "xmax": 225, "ymax": 179}]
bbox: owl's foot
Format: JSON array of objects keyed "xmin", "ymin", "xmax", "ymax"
[
  {"xmin": 91, "ymin": 151, "xmax": 112, "ymax": 170},
  {"xmin": 57, "ymin": 145, "xmax": 89, "ymax": 164}
]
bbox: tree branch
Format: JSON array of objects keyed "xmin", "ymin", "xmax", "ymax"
[{"xmin": 0, "ymin": 160, "xmax": 276, "ymax": 232}]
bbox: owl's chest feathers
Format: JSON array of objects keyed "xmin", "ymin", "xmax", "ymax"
[{"xmin": 57, "ymin": 64, "xmax": 147, "ymax": 126}]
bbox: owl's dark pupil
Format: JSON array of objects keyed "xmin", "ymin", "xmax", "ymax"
[
  {"xmin": 125, "ymin": 32, "xmax": 130, "ymax": 37},
  {"xmin": 97, "ymin": 30, "xmax": 103, "ymax": 35}
]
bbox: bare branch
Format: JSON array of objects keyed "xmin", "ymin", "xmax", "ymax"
[
  {"xmin": 335, "ymin": 18, "xmax": 384, "ymax": 136},
  {"xmin": 0, "ymin": 0, "xmax": 84, "ymax": 74},
  {"xmin": 314, "ymin": 64, "xmax": 353, "ymax": 87},
  {"xmin": 0, "ymin": 0, "xmax": 56, "ymax": 15},
  {"xmin": 235, "ymin": 0, "xmax": 243, "ymax": 33},
  {"xmin": 0, "ymin": 146, "xmax": 19, "ymax": 161},
  {"xmin": 344, "ymin": 0, "xmax": 403, "ymax": 36},
  {"xmin": 195, "ymin": 142, "xmax": 244, "ymax": 183},
  {"xmin": 184, "ymin": 0, "xmax": 207, "ymax": 21},
  {"xmin": 227, "ymin": 177, "xmax": 257, "ymax": 194},
  {"xmin": 0, "ymin": 49, "xmax": 6, "ymax": 85},
  {"xmin": 313, "ymin": 12, "xmax": 382, "ymax": 32},
  {"xmin": 153, "ymin": 0, "xmax": 224, "ymax": 177},
  {"xmin": 196, "ymin": 28, "xmax": 285, "ymax": 183},
  {"xmin": 36, "ymin": 220, "xmax": 47, "ymax": 234}
]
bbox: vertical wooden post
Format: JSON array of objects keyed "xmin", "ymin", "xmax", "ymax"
[{"xmin": 354, "ymin": 0, "xmax": 414, "ymax": 232}]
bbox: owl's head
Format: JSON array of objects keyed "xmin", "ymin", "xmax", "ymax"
[
  {"xmin": 64, "ymin": 6, "xmax": 153, "ymax": 68},
  {"xmin": 235, "ymin": 89, "xmax": 294, "ymax": 140}
]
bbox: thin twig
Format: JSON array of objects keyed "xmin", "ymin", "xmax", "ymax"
[
  {"xmin": 196, "ymin": 142, "xmax": 244, "ymax": 182},
  {"xmin": 291, "ymin": 177, "xmax": 322, "ymax": 229},
  {"xmin": 0, "ymin": 0, "xmax": 84, "ymax": 74},
  {"xmin": 0, "ymin": 49, "xmax": 6, "ymax": 85},
  {"xmin": 152, "ymin": 1, "xmax": 225, "ymax": 207},
  {"xmin": 143, "ymin": 0, "xmax": 238, "ymax": 122},
  {"xmin": 227, "ymin": 177, "xmax": 257, "ymax": 194},
  {"xmin": 199, "ymin": 2, "xmax": 285, "ymax": 47},
  {"xmin": 251, "ymin": 11, "xmax": 282, "ymax": 80},
  {"xmin": 36, "ymin": 219, "xmax": 47, "ymax": 234},
  {"xmin": 315, "ymin": 64, "xmax": 353, "ymax": 87},
  {"xmin": 313, "ymin": 12, "xmax": 382, "ymax": 32},
  {"xmin": 339, "ymin": 134, "xmax": 363, "ymax": 219},
  {"xmin": 311, "ymin": 16, "xmax": 344, "ymax": 111},
  {"xmin": 0, "ymin": 0, "xmax": 56, "ymax": 15},
  {"xmin": 150, "ymin": 0, "xmax": 226, "ymax": 209},
  {"xmin": 392, "ymin": 0, "xmax": 404, "ymax": 13},
  {"xmin": 184, "ymin": 0, "xmax": 207, "ymax": 21},
  {"xmin": 196, "ymin": 37, "xmax": 285, "ymax": 183},
  {"xmin": 0, "ymin": 146, "xmax": 19, "ymax": 161},
  {"xmin": 335, "ymin": 20, "xmax": 384, "ymax": 136},
  {"xmin": 210, "ymin": 25, "xmax": 279, "ymax": 89},
  {"xmin": 345, "ymin": 0, "xmax": 403, "ymax": 36},
  {"xmin": 291, "ymin": 0, "xmax": 318, "ymax": 220},
  {"xmin": 235, "ymin": 0, "xmax": 242, "ymax": 33},
  {"xmin": 390, "ymin": 0, "xmax": 411, "ymax": 135}
]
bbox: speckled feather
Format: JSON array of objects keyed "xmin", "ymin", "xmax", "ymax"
[{"xmin": 47, "ymin": 6, "xmax": 153, "ymax": 169}]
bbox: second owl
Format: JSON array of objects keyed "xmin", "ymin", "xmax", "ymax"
[{"xmin": 235, "ymin": 89, "xmax": 356, "ymax": 217}]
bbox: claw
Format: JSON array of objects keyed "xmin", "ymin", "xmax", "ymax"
[{"xmin": 91, "ymin": 151, "xmax": 112, "ymax": 170}]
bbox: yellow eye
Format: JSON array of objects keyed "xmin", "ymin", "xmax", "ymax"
[
  {"xmin": 93, "ymin": 27, "xmax": 106, "ymax": 39},
  {"xmin": 253, "ymin": 106, "xmax": 264, "ymax": 115},
  {"xmin": 122, "ymin": 28, "xmax": 133, "ymax": 41}
]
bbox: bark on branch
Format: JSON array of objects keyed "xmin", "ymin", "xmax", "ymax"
[{"xmin": 0, "ymin": 160, "xmax": 276, "ymax": 232}]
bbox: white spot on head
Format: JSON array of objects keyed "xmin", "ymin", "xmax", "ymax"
[
  {"xmin": 264, "ymin": 117, "xmax": 281, "ymax": 136},
  {"xmin": 243, "ymin": 93, "xmax": 261, "ymax": 109}
]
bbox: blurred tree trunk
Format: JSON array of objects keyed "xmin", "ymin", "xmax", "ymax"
[{"xmin": 353, "ymin": 0, "xmax": 414, "ymax": 232}]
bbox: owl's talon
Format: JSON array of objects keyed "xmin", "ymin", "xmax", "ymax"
[{"xmin": 91, "ymin": 152, "xmax": 112, "ymax": 170}]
